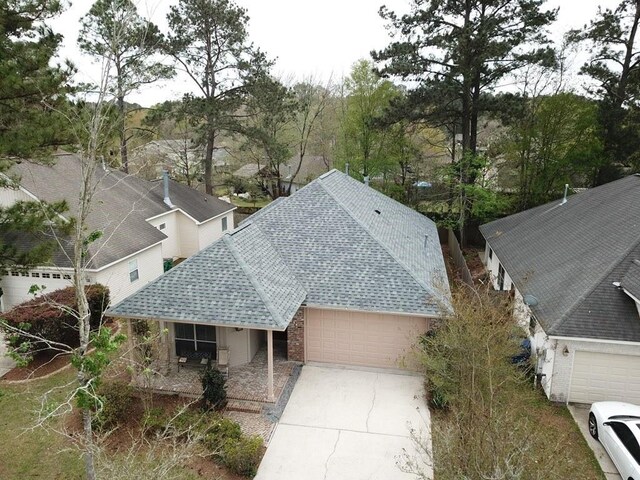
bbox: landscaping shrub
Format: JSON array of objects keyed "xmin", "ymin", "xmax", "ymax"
[
  {"xmin": 142, "ymin": 406, "xmax": 169, "ymax": 436},
  {"xmin": 202, "ymin": 417, "xmax": 241, "ymax": 453},
  {"xmin": 202, "ymin": 366, "xmax": 227, "ymax": 410},
  {"xmin": 92, "ymin": 381, "xmax": 134, "ymax": 431},
  {"xmin": 0, "ymin": 284, "xmax": 110, "ymax": 355},
  {"xmin": 222, "ymin": 435, "xmax": 263, "ymax": 477}
]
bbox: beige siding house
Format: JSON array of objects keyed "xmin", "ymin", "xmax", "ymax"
[
  {"xmin": 481, "ymin": 175, "xmax": 640, "ymax": 405},
  {"xmin": 0, "ymin": 152, "xmax": 235, "ymax": 310},
  {"xmin": 108, "ymin": 170, "xmax": 450, "ymax": 400}
]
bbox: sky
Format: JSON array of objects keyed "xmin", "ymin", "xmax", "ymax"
[{"xmin": 50, "ymin": 0, "xmax": 620, "ymax": 107}]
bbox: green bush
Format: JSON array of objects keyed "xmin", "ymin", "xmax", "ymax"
[
  {"xmin": 92, "ymin": 382, "xmax": 134, "ymax": 431},
  {"xmin": 142, "ymin": 406, "xmax": 168, "ymax": 436},
  {"xmin": 222, "ymin": 435, "xmax": 264, "ymax": 477},
  {"xmin": 202, "ymin": 417, "xmax": 242, "ymax": 453},
  {"xmin": 202, "ymin": 367, "xmax": 227, "ymax": 410}
]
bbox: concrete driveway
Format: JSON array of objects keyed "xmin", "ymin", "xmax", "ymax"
[
  {"xmin": 256, "ymin": 365, "xmax": 431, "ymax": 480},
  {"xmin": 568, "ymin": 404, "xmax": 622, "ymax": 480}
]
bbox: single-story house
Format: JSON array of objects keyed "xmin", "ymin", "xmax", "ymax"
[
  {"xmin": 480, "ymin": 174, "xmax": 640, "ymax": 404},
  {"xmin": 107, "ymin": 169, "xmax": 450, "ymax": 400},
  {"xmin": 0, "ymin": 152, "xmax": 236, "ymax": 309}
]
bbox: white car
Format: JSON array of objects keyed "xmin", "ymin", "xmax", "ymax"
[{"xmin": 589, "ymin": 402, "xmax": 640, "ymax": 480}]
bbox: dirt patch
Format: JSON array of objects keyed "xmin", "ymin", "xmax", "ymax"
[
  {"xmin": 464, "ymin": 247, "xmax": 489, "ymax": 285},
  {"xmin": 1, "ymin": 351, "xmax": 71, "ymax": 381}
]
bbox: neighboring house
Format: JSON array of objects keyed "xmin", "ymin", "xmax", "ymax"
[
  {"xmin": 108, "ymin": 169, "xmax": 450, "ymax": 400},
  {"xmin": 0, "ymin": 152, "xmax": 236, "ymax": 309},
  {"xmin": 130, "ymin": 139, "xmax": 230, "ymax": 182},
  {"xmin": 278, "ymin": 154, "xmax": 331, "ymax": 194},
  {"xmin": 480, "ymin": 174, "xmax": 640, "ymax": 404},
  {"xmin": 233, "ymin": 155, "xmax": 331, "ymax": 196}
]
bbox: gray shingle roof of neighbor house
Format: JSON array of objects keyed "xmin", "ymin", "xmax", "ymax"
[
  {"xmin": 622, "ymin": 259, "xmax": 640, "ymax": 302},
  {"xmin": 108, "ymin": 169, "xmax": 451, "ymax": 329},
  {"xmin": 108, "ymin": 223, "xmax": 307, "ymax": 329},
  {"xmin": 480, "ymin": 174, "xmax": 640, "ymax": 342},
  {"xmin": 9, "ymin": 152, "xmax": 235, "ymax": 269}
]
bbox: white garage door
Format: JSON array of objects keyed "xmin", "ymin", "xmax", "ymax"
[
  {"xmin": 569, "ymin": 351, "xmax": 640, "ymax": 404},
  {"xmin": 305, "ymin": 308, "xmax": 428, "ymax": 369}
]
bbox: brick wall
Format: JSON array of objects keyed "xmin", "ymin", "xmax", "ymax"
[{"xmin": 287, "ymin": 308, "xmax": 305, "ymax": 362}]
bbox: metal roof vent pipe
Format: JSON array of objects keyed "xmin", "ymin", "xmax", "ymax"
[
  {"xmin": 345, "ymin": 162, "xmax": 350, "ymax": 176},
  {"xmin": 163, "ymin": 170, "xmax": 174, "ymax": 208},
  {"xmin": 560, "ymin": 184, "xmax": 569, "ymax": 205}
]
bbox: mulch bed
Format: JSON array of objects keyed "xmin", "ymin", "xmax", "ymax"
[
  {"xmin": 64, "ymin": 392, "xmax": 247, "ymax": 480},
  {"xmin": 1, "ymin": 351, "xmax": 71, "ymax": 381}
]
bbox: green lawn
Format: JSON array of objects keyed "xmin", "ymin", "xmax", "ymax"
[
  {"xmin": 230, "ymin": 196, "xmax": 271, "ymax": 208},
  {"xmin": 0, "ymin": 369, "xmax": 85, "ymax": 479}
]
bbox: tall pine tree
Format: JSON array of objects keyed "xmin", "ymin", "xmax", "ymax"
[{"xmin": 0, "ymin": 0, "xmax": 72, "ymax": 271}]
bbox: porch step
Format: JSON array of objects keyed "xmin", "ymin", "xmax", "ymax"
[{"xmin": 226, "ymin": 399, "xmax": 263, "ymax": 414}]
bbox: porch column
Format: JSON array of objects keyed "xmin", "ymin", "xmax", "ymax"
[
  {"xmin": 267, "ymin": 329, "xmax": 274, "ymax": 402},
  {"xmin": 126, "ymin": 319, "xmax": 135, "ymax": 370},
  {"xmin": 158, "ymin": 320, "xmax": 170, "ymax": 375}
]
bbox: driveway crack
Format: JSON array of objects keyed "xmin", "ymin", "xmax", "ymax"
[
  {"xmin": 324, "ymin": 430, "xmax": 341, "ymax": 480},
  {"xmin": 366, "ymin": 373, "xmax": 379, "ymax": 432}
]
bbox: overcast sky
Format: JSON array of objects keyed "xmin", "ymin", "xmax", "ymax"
[{"xmin": 50, "ymin": 0, "xmax": 619, "ymax": 107}]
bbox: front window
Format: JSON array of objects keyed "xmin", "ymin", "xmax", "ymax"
[
  {"xmin": 497, "ymin": 264, "xmax": 505, "ymax": 290},
  {"xmin": 222, "ymin": 216, "xmax": 228, "ymax": 232},
  {"xmin": 174, "ymin": 323, "xmax": 216, "ymax": 359},
  {"xmin": 129, "ymin": 259, "xmax": 139, "ymax": 282}
]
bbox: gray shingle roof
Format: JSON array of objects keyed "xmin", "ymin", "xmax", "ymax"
[
  {"xmin": 244, "ymin": 170, "xmax": 450, "ymax": 316},
  {"xmin": 480, "ymin": 174, "xmax": 640, "ymax": 342},
  {"xmin": 107, "ymin": 223, "xmax": 307, "ymax": 329},
  {"xmin": 108, "ymin": 169, "xmax": 450, "ymax": 329},
  {"xmin": 622, "ymin": 259, "xmax": 640, "ymax": 302},
  {"xmin": 10, "ymin": 153, "xmax": 235, "ymax": 268}
]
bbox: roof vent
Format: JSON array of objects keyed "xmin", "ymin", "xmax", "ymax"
[
  {"xmin": 163, "ymin": 170, "xmax": 174, "ymax": 208},
  {"xmin": 374, "ymin": 209, "xmax": 381, "ymax": 215},
  {"xmin": 559, "ymin": 184, "xmax": 569, "ymax": 205}
]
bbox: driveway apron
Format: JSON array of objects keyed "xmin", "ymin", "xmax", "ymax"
[{"xmin": 256, "ymin": 365, "xmax": 431, "ymax": 480}]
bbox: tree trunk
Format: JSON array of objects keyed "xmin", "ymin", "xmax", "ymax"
[
  {"xmin": 74, "ymin": 151, "xmax": 97, "ymax": 480},
  {"xmin": 203, "ymin": 130, "xmax": 215, "ymax": 195},
  {"xmin": 81, "ymin": 396, "xmax": 96, "ymax": 480},
  {"xmin": 118, "ymin": 94, "xmax": 128, "ymax": 174},
  {"xmin": 116, "ymin": 60, "xmax": 128, "ymax": 174}
]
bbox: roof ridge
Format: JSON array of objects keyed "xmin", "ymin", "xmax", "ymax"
[
  {"xmin": 315, "ymin": 178, "xmax": 439, "ymax": 301},
  {"xmin": 549, "ymin": 235, "xmax": 640, "ymax": 335},
  {"xmin": 222, "ymin": 229, "xmax": 287, "ymax": 328}
]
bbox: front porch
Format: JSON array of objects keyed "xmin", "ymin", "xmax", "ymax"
[{"xmin": 132, "ymin": 346, "xmax": 295, "ymax": 404}]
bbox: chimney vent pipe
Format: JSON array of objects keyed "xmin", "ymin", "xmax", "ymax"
[{"xmin": 163, "ymin": 170, "xmax": 174, "ymax": 208}]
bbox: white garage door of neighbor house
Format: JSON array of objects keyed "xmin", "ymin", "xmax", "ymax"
[
  {"xmin": 305, "ymin": 308, "xmax": 428, "ymax": 369},
  {"xmin": 569, "ymin": 351, "xmax": 640, "ymax": 404}
]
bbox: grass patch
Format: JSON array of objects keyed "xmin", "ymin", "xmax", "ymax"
[
  {"xmin": 0, "ymin": 368, "xmax": 257, "ymax": 479},
  {"xmin": 0, "ymin": 369, "xmax": 85, "ymax": 479},
  {"xmin": 229, "ymin": 197, "xmax": 271, "ymax": 208}
]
